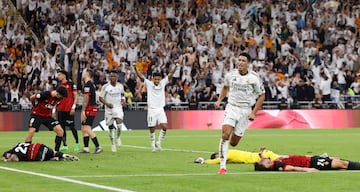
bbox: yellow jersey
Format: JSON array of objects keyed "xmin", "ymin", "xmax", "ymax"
[{"xmin": 204, "ymin": 149, "xmax": 280, "ymax": 164}]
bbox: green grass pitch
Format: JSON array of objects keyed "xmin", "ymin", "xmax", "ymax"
[{"xmin": 1, "ymin": 128, "xmax": 360, "ymax": 192}]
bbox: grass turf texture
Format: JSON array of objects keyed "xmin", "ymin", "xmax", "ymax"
[{"xmin": 1, "ymin": 129, "xmax": 360, "ymax": 192}]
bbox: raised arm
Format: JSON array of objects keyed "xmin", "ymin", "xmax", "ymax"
[
  {"xmin": 167, "ymin": 64, "xmax": 179, "ymax": 80},
  {"xmin": 133, "ymin": 64, "xmax": 145, "ymax": 82}
]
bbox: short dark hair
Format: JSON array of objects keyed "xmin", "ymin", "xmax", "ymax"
[
  {"xmin": 57, "ymin": 69, "xmax": 68, "ymax": 80},
  {"xmin": 86, "ymin": 69, "xmax": 94, "ymax": 78},
  {"xmin": 254, "ymin": 161, "xmax": 271, "ymax": 171},
  {"xmin": 239, "ymin": 52, "xmax": 251, "ymax": 62},
  {"xmin": 210, "ymin": 152, "xmax": 218, "ymax": 159},
  {"xmin": 56, "ymin": 86, "xmax": 68, "ymax": 98},
  {"xmin": 109, "ymin": 69, "xmax": 118, "ymax": 74},
  {"xmin": 152, "ymin": 72, "xmax": 162, "ymax": 77}
]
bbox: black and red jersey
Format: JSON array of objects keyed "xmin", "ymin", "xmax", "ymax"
[
  {"xmin": 57, "ymin": 80, "xmax": 77, "ymax": 112},
  {"xmin": 5, "ymin": 143, "xmax": 51, "ymax": 161},
  {"xmin": 31, "ymin": 91, "xmax": 61, "ymax": 117},
  {"xmin": 83, "ymin": 80, "xmax": 97, "ymax": 116},
  {"xmin": 272, "ymin": 155, "xmax": 311, "ymax": 171}
]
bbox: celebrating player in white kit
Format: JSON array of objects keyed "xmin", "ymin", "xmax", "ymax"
[
  {"xmin": 134, "ymin": 63, "xmax": 178, "ymax": 152},
  {"xmin": 99, "ymin": 70, "xmax": 125, "ymax": 152},
  {"xmin": 214, "ymin": 52, "xmax": 265, "ymax": 174}
]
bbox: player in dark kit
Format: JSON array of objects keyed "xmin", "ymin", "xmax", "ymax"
[
  {"xmin": 24, "ymin": 86, "xmax": 68, "ymax": 152},
  {"xmin": 55, "ymin": 70, "xmax": 80, "ymax": 152},
  {"xmin": 78, "ymin": 69, "xmax": 103, "ymax": 154},
  {"xmin": 2, "ymin": 142, "xmax": 79, "ymax": 162},
  {"xmin": 255, "ymin": 152, "xmax": 360, "ymax": 172}
]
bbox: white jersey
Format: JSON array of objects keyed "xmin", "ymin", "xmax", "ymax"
[
  {"xmin": 100, "ymin": 82, "xmax": 124, "ymax": 110},
  {"xmin": 144, "ymin": 76, "xmax": 169, "ymax": 109},
  {"xmin": 224, "ymin": 70, "xmax": 264, "ymax": 107}
]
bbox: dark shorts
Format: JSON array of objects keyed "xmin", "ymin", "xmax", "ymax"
[
  {"xmin": 29, "ymin": 114, "xmax": 60, "ymax": 132},
  {"xmin": 82, "ymin": 116, "xmax": 95, "ymax": 126},
  {"xmin": 57, "ymin": 111, "xmax": 75, "ymax": 127},
  {"xmin": 310, "ymin": 156, "xmax": 333, "ymax": 170},
  {"xmin": 36, "ymin": 145, "xmax": 55, "ymax": 161}
]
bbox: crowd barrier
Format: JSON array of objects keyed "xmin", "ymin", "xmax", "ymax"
[{"xmin": 0, "ymin": 109, "xmax": 360, "ymax": 131}]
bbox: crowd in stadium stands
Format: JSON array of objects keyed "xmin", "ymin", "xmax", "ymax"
[{"xmin": 0, "ymin": 0, "xmax": 359, "ymax": 111}]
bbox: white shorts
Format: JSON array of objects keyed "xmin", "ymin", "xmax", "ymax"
[
  {"xmin": 147, "ymin": 108, "xmax": 167, "ymax": 127},
  {"xmin": 222, "ymin": 103, "xmax": 251, "ymax": 136},
  {"xmin": 105, "ymin": 107, "xmax": 124, "ymax": 126}
]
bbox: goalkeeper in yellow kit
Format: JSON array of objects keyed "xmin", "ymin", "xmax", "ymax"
[{"xmin": 194, "ymin": 147, "xmax": 280, "ymax": 164}]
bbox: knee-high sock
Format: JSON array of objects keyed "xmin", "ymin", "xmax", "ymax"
[
  {"xmin": 91, "ymin": 137, "xmax": 100, "ymax": 148},
  {"xmin": 348, "ymin": 161, "xmax": 360, "ymax": 170},
  {"xmin": 158, "ymin": 129, "xmax": 166, "ymax": 143},
  {"xmin": 62, "ymin": 127, "xmax": 67, "ymax": 146},
  {"xmin": 150, "ymin": 132, "xmax": 155, "ymax": 147},
  {"xmin": 116, "ymin": 123, "xmax": 122, "ymax": 139},
  {"xmin": 83, "ymin": 136, "xmax": 90, "ymax": 148},
  {"xmin": 69, "ymin": 124, "xmax": 79, "ymax": 143},
  {"xmin": 109, "ymin": 125, "xmax": 115, "ymax": 145},
  {"xmin": 219, "ymin": 138, "xmax": 229, "ymax": 169},
  {"xmin": 55, "ymin": 136, "xmax": 63, "ymax": 151}
]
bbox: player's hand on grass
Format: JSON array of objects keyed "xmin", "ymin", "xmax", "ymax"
[{"xmin": 194, "ymin": 157, "xmax": 205, "ymax": 164}]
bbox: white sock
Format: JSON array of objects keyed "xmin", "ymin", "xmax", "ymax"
[
  {"xmin": 158, "ymin": 129, "xmax": 166, "ymax": 144},
  {"xmin": 109, "ymin": 128, "xmax": 115, "ymax": 145},
  {"xmin": 150, "ymin": 132, "xmax": 155, "ymax": 147},
  {"xmin": 116, "ymin": 123, "xmax": 122, "ymax": 139},
  {"xmin": 219, "ymin": 138, "xmax": 229, "ymax": 169}
]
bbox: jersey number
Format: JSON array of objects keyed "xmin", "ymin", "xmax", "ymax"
[{"xmin": 14, "ymin": 143, "xmax": 30, "ymax": 155}]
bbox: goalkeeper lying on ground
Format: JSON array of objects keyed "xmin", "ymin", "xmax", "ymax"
[{"xmin": 194, "ymin": 147, "xmax": 280, "ymax": 164}]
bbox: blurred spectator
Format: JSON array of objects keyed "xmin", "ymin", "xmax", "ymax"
[
  {"xmin": 0, "ymin": 0, "xmax": 358, "ymax": 110},
  {"xmin": 19, "ymin": 93, "xmax": 32, "ymax": 110}
]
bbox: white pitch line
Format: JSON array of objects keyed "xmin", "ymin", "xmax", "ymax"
[
  {"xmin": 0, "ymin": 166, "xmax": 134, "ymax": 192},
  {"xmin": 63, "ymin": 170, "xmax": 360, "ymax": 178},
  {"xmin": 122, "ymin": 144, "xmax": 213, "ymax": 154}
]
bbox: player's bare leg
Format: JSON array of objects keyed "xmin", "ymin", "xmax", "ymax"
[
  {"xmin": 25, "ymin": 127, "xmax": 36, "ymax": 143},
  {"xmin": 229, "ymin": 133, "xmax": 241, "ymax": 147}
]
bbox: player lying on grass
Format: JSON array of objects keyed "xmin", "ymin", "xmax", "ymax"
[
  {"xmin": 2, "ymin": 142, "xmax": 79, "ymax": 162},
  {"xmin": 194, "ymin": 147, "xmax": 280, "ymax": 164},
  {"xmin": 254, "ymin": 148, "xmax": 360, "ymax": 172}
]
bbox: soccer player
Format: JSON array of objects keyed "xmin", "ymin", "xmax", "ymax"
[
  {"xmin": 2, "ymin": 142, "xmax": 79, "ymax": 162},
  {"xmin": 134, "ymin": 63, "xmax": 178, "ymax": 152},
  {"xmin": 55, "ymin": 70, "xmax": 80, "ymax": 152},
  {"xmin": 99, "ymin": 70, "xmax": 125, "ymax": 152},
  {"xmin": 24, "ymin": 86, "xmax": 68, "ymax": 152},
  {"xmin": 254, "ymin": 152, "xmax": 360, "ymax": 172},
  {"xmin": 194, "ymin": 147, "xmax": 280, "ymax": 164},
  {"xmin": 214, "ymin": 52, "xmax": 265, "ymax": 174},
  {"xmin": 78, "ymin": 69, "xmax": 103, "ymax": 154}
]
